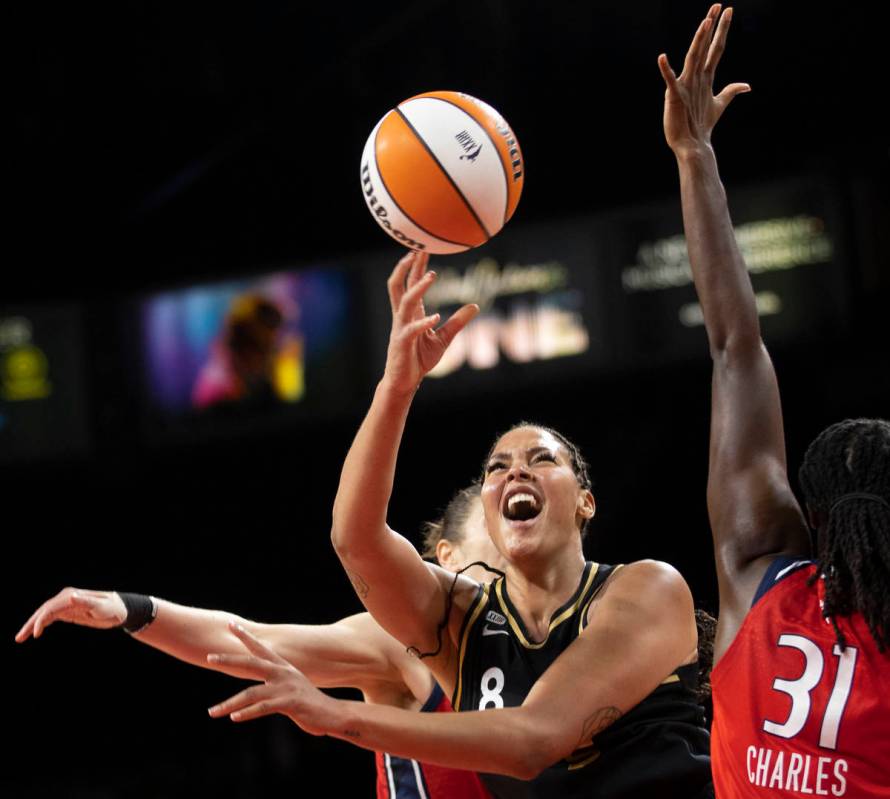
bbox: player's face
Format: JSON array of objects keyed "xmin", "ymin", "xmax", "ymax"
[
  {"xmin": 481, "ymin": 426, "xmax": 593, "ymax": 566},
  {"xmin": 450, "ymin": 497, "xmax": 507, "ymax": 582}
]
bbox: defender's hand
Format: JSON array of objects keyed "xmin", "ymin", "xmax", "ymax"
[{"xmin": 659, "ymin": 5, "xmax": 751, "ymax": 157}]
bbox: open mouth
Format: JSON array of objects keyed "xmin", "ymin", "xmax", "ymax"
[{"xmin": 503, "ymin": 491, "xmax": 542, "ymax": 522}]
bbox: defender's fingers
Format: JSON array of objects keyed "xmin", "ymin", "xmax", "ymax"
[
  {"xmin": 436, "ymin": 303, "xmax": 480, "ymax": 348},
  {"xmin": 682, "ymin": 5, "xmax": 720, "ymax": 77},
  {"xmin": 715, "ymin": 82, "xmax": 751, "ymax": 113},
  {"xmin": 228, "ymin": 623, "xmax": 291, "ymax": 667},
  {"xmin": 32, "ymin": 609, "xmax": 56, "ymax": 638},
  {"xmin": 658, "ymin": 54, "xmax": 680, "ymax": 91},
  {"xmin": 230, "ymin": 698, "xmax": 289, "ymax": 723},
  {"xmin": 704, "ymin": 6, "xmax": 734, "ymax": 75},
  {"xmin": 387, "ymin": 252, "xmax": 417, "ymax": 312},
  {"xmin": 15, "ymin": 614, "xmax": 38, "ymax": 642},
  {"xmin": 15, "ymin": 602, "xmax": 50, "ymax": 641},
  {"xmin": 208, "ymin": 683, "xmax": 274, "ymax": 718}
]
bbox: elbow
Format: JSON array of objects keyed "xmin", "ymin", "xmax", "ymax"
[
  {"xmin": 330, "ymin": 518, "xmax": 376, "ymax": 567},
  {"xmin": 506, "ymin": 726, "xmax": 566, "ymax": 780},
  {"xmin": 330, "ymin": 520, "xmax": 352, "ymax": 562},
  {"xmin": 709, "ymin": 332, "xmax": 766, "ymax": 366}
]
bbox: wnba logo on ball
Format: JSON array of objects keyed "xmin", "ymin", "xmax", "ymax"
[{"xmin": 455, "ymin": 130, "xmax": 483, "ymax": 162}]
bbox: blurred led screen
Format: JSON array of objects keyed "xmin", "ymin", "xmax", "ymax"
[
  {"xmin": 0, "ymin": 306, "xmax": 90, "ymax": 460},
  {"xmin": 601, "ymin": 178, "xmax": 849, "ymax": 365},
  {"xmin": 364, "ymin": 178, "xmax": 850, "ymax": 399},
  {"xmin": 368, "ymin": 218, "xmax": 612, "ymax": 400},
  {"xmin": 139, "ymin": 267, "xmax": 356, "ymax": 436}
]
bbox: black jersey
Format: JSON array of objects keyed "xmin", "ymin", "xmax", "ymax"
[{"xmin": 452, "ymin": 562, "xmax": 712, "ymax": 799}]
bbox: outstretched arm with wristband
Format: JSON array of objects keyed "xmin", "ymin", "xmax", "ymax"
[{"xmin": 15, "ymin": 586, "xmax": 415, "ymax": 697}]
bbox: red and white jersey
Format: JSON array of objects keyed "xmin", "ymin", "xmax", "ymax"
[
  {"xmin": 711, "ymin": 558, "xmax": 890, "ymax": 798},
  {"xmin": 375, "ymin": 682, "xmax": 491, "ymax": 799}
]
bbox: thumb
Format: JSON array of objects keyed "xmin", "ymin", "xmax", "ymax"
[{"xmin": 715, "ymin": 82, "xmax": 751, "ymax": 113}]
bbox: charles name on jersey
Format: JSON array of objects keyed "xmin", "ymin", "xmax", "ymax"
[{"xmin": 746, "ymin": 746, "xmax": 848, "ymax": 796}]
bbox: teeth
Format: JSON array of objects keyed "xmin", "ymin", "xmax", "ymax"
[{"xmin": 508, "ymin": 493, "xmax": 537, "ymax": 509}]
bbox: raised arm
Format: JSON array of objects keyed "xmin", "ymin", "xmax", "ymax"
[
  {"xmin": 331, "ymin": 252, "xmax": 478, "ymax": 664},
  {"xmin": 658, "ymin": 5, "xmax": 810, "ymax": 654},
  {"xmin": 208, "ymin": 560, "xmax": 696, "ymax": 779},
  {"xmin": 15, "ymin": 588, "xmax": 408, "ymax": 696}
]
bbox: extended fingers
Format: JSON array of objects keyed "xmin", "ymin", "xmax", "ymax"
[
  {"xmin": 714, "ymin": 81, "xmax": 751, "ymax": 113},
  {"xmin": 208, "ymin": 683, "xmax": 275, "ymax": 719},
  {"xmin": 406, "ymin": 251, "xmax": 429, "ymax": 289},
  {"xmin": 403, "ymin": 313, "xmax": 441, "ymax": 340},
  {"xmin": 32, "ymin": 594, "xmax": 76, "ymax": 637},
  {"xmin": 397, "ymin": 270, "xmax": 437, "ymax": 323},
  {"xmin": 704, "ymin": 6, "xmax": 733, "ymax": 75},
  {"xmin": 31, "ymin": 608, "xmax": 55, "ymax": 638},
  {"xmin": 681, "ymin": 4, "xmax": 720, "ymax": 78},
  {"xmin": 658, "ymin": 53, "xmax": 679, "ymax": 91},
  {"xmin": 387, "ymin": 252, "xmax": 417, "ymax": 313},
  {"xmin": 15, "ymin": 602, "xmax": 48, "ymax": 641},
  {"xmin": 436, "ymin": 303, "xmax": 479, "ymax": 348}
]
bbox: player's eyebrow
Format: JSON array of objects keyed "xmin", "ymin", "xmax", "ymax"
[{"xmin": 527, "ymin": 446, "xmax": 557, "ymax": 459}]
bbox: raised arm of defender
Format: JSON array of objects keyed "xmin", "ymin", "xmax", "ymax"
[
  {"xmin": 330, "ymin": 251, "xmax": 478, "ymax": 666},
  {"xmin": 659, "ymin": 4, "xmax": 810, "ymax": 657}
]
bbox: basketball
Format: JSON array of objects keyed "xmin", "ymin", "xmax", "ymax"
[{"xmin": 360, "ymin": 91, "xmax": 524, "ymax": 254}]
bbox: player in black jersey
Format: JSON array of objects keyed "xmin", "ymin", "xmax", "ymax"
[{"xmin": 207, "ymin": 253, "xmax": 713, "ymax": 798}]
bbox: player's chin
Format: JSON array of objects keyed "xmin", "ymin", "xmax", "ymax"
[{"xmin": 499, "ymin": 520, "xmax": 545, "ymax": 561}]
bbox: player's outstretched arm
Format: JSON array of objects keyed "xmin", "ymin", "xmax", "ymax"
[
  {"xmin": 659, "ymin": 5, "xmax": 810, "ymax": 657},
  {"xmin": 15, "ymin": 587, "xmax": 403, "ymax": 692},
  {"xmin": 331, "ymin": 251, "xmax": 478, "ymax": 661},
  {"xmin": 208, "ymin": 561, "xmax": 695, "ymax": 779}
]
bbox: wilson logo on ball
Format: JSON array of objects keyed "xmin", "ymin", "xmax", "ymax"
[{"xmin": 359, "ymin": 90, "xmax": 524, "ymax": 254}]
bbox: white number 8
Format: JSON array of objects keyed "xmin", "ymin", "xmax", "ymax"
[{"xmin": 479, "ymin": 667, "xmax": 505, "ymax": 709}]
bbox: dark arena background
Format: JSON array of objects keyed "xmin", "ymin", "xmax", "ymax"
[{"xmin": 6, "ymin": 2, "xmax": 887, "ymax": 796}]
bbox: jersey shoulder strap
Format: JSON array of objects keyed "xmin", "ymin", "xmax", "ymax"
[{"xmin": 751, "ymin": 556, "xmax": 814, "ymax": 607}]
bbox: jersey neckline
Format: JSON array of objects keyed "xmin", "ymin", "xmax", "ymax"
[{"xmin": 493, "ymin": 561, "xmax": 599, "ymax": 649}]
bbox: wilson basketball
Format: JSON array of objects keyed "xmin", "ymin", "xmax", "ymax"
[{"xmin": 360, "ymin": 91, "xmax": 524, "ymax": 254}]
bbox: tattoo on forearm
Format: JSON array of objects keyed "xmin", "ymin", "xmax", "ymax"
[
  {"xmin": 343, "ymin": 728, "xmax": 361, "ymax": 739},
  {"xmin": 576, "ymin": 706, "xmax": 622, "ymax": 749},
  {"xmin": 346, "ymin": 570, "xmax": 370, "ymax": 599}
]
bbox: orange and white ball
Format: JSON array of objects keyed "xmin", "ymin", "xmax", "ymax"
[{"xmin": 360, "ymin": 91, "xmax": 524, "ymax": 254}]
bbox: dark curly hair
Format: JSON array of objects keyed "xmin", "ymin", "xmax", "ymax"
[{"xmin": 798, "ymin": 418, "xmax": 890, "ymax": 651}]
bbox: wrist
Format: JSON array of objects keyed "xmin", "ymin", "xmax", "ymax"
[
  {"xmin": 116, "ymin": 592, "xmax": 157, "ymax": 634},
  {"xmin": 377, "ymin": 374, "xmax": 420, "ymax": 403},
  {"xmin": 673, "ymin": 142, "xmax": 717, "ymax": 167},
  {"xmin": 328, "ymin": 698, "xmax": 366, "ymax": 743}
]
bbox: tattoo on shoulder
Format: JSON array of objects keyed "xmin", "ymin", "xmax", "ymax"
[
  {"xmin": 346, "ymin": 570, "xmax": 370, "ymax": 599},
  {"xmin": 576, "ymin": 706, "xmax": 622, "ymax": 749}
]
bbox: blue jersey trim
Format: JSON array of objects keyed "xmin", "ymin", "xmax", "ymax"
[
  {"xmin": 419, "ymin": 681, "xmax": 444, "ymax": 713},
  {"xmin": 751, "ymin": 555, "xmax": 814, "ymax": 607}
]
